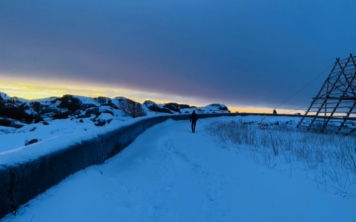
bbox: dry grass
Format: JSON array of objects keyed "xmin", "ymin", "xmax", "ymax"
[{"xmin": 207, "ymin": 120, "xmax": 356, "ymax": 193}]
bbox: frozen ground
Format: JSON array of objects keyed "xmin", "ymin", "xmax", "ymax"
[{"xmin": 1, "ymin": 117, "xmax": 355, "ymax": 222}]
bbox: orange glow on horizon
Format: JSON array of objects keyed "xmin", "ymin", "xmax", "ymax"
[
  {"xmin": 230, "ymin": 107, "xmax": 304, "ymax": 115},
  {"xmin": 230, "ymin": 107, "xmax": 273, "ymax": 114},
  {"xmin": 0, "ymin": 75, "xmax": 199, "ymax": 105},
  {"xmin": 0, "ymin": 75, "xmax": 303, "ymax": 115}
]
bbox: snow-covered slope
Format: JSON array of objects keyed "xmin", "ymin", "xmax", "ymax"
[
  {"xmin": 0, "ymin": 92, "xmax": 230, "ymax": 125},
  {"xmin": 0, "ymin": 92, "xmax": 10, "ymax": 100},
  {"xmin": 2, "ymin": 118, "xmax": 355, "ymax": 222},
  {"xmin": 0, "ymin": 92, "xmax": 230, "ymax": 153}
]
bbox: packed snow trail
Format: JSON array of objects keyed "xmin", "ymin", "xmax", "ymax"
[{"xmin": 2, "ymin": 118, "xmax": 355, "ymax": 222}]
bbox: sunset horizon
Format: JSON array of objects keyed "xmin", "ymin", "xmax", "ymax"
[{"xmin": 0, "ymin": 76, "xmax": 303, "ymax": 115}]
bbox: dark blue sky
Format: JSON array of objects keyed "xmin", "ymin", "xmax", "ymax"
[{"xmin": 1, "ymin": 0, "xmax": 355, "ymax": 111}]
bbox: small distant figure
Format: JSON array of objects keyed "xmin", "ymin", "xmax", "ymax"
[
  {"xmin": 190, "ymin": 110, "xmax": 198, "ymax": 133},
  {"xmin": 273, "ymin": 109, "xmax": 277, "ymax": 115}
]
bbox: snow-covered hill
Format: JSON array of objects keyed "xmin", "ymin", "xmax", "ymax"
[
  {"xmin": 0, "ymin": 92, "xmax": 229, "ymax": 153},
  {"xmin": 0, "ymin": 92, "xmax": 229, "ymax": 126}
]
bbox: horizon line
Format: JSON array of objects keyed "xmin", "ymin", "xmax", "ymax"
[{"xmin": 0, "ymin": 76, "xmax": 306, "ymax": 115}]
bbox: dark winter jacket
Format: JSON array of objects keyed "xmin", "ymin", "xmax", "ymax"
[{"xmin": 190, "ymin": 111, "xmax": 198, "ymax": 122}]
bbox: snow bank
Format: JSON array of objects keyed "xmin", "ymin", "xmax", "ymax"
[{"xmin": 0, "ymin": 115, "xmax": 169, "ymax": 218}]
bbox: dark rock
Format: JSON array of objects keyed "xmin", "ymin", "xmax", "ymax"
[
  {"xmin": 144, "ymin": 100, "xmax": 172, "ymax": 114},
  {"xmin": 94, "ymin": 118, "xmax": 108, "ymax": 127},
  {"xmin": 101, "ymin": 109, "xmax": 114, "ymax": 116},
  {"xmin": 30, "ymin": 101, "xmax": 41, "ymax": 113},
  {"xmin": 0, "ymin": 101, "xmax": 34, "ymax": 123},
  {"xmin": 0, "ymin": 118, "xmax": 13, "ymax": 127},
  {"xmin": 115, "ymin": 97, "xmax": 145, "ymax": 118},
  {"xmin": 178, "ymin": 104, "xmax": 191, "ymax": 109},
  {"xmin": 84, "ymin": 107, "xmax": 99, "ymax": 118},
  {"xmin": 58, "ymin": 95, "xmax": 82, "ymax": 113},
  {"xmin": 34, "ymin": 116, "xmax": 43, "ymax": 123},
  {"xmin": 0, "ymin": 118, "xmax": 24, "ymax": 128},
  {"xmin": 25, "ymin": 139, "xmax": 39, "ymax": 146},
  {"xmin": 95, "ymin": 96, "xmax": 112, "ymax": 106},
  {"xmin": 53, "ymin": 111, "xmax": 69, "ymax": 119},
  {"xmin": 164, "ymin": 103, "xmax": 180, "ymax": 113}
]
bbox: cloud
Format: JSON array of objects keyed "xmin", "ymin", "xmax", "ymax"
[{"xmin": 0, "ymin": 0, "xmax": 355, "ymax": 110}]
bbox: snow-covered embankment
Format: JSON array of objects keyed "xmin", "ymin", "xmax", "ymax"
[{"xmin": 0, "ymin": 115, "xmax": 173, "ymax": 217}]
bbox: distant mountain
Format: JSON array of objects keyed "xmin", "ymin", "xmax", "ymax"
[{"xmin": 0, "ymin": 92, "xmax": 230, "ymax": 128}]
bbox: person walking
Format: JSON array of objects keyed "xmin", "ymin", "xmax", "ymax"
[{"xmin": 190, "ymin": 110, "xmax": 198, "ymax": 133}]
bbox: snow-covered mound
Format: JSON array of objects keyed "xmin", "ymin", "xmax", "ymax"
[
  {"xmin": 0, "ymin": 92, "xmax": 230, "ymax": 127},
  {"xmin": 143, "ymin": 101, "xmax": 229, "ymax": 114},
  {"xmin": 195, "ymin": 103, "xmax": 229, "ymax": 114},
  {"xmin": 0, "ymin": 92, "xmax": 11, "ymax": 101},
  {"xmin": 0, "ymin": 91, "xmax": 230, "ymax": 153}
]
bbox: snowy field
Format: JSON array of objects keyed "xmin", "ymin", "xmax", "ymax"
[{"xmin": 1, "ymin": 116, "xmax": 355, "ymax": 222}]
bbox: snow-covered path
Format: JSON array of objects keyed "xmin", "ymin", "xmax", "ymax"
[{"xmin": 2, "ymin": 119, "xmax": 355, "ymax": 222}]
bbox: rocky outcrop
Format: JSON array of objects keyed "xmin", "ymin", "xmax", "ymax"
[
  {"xmin": 143, "ymin": 100, "xmax": 173, "ymax": 114},
  {"xmin": 0, "ymin": 92, "xmax": 230, "ymax": 128}
]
